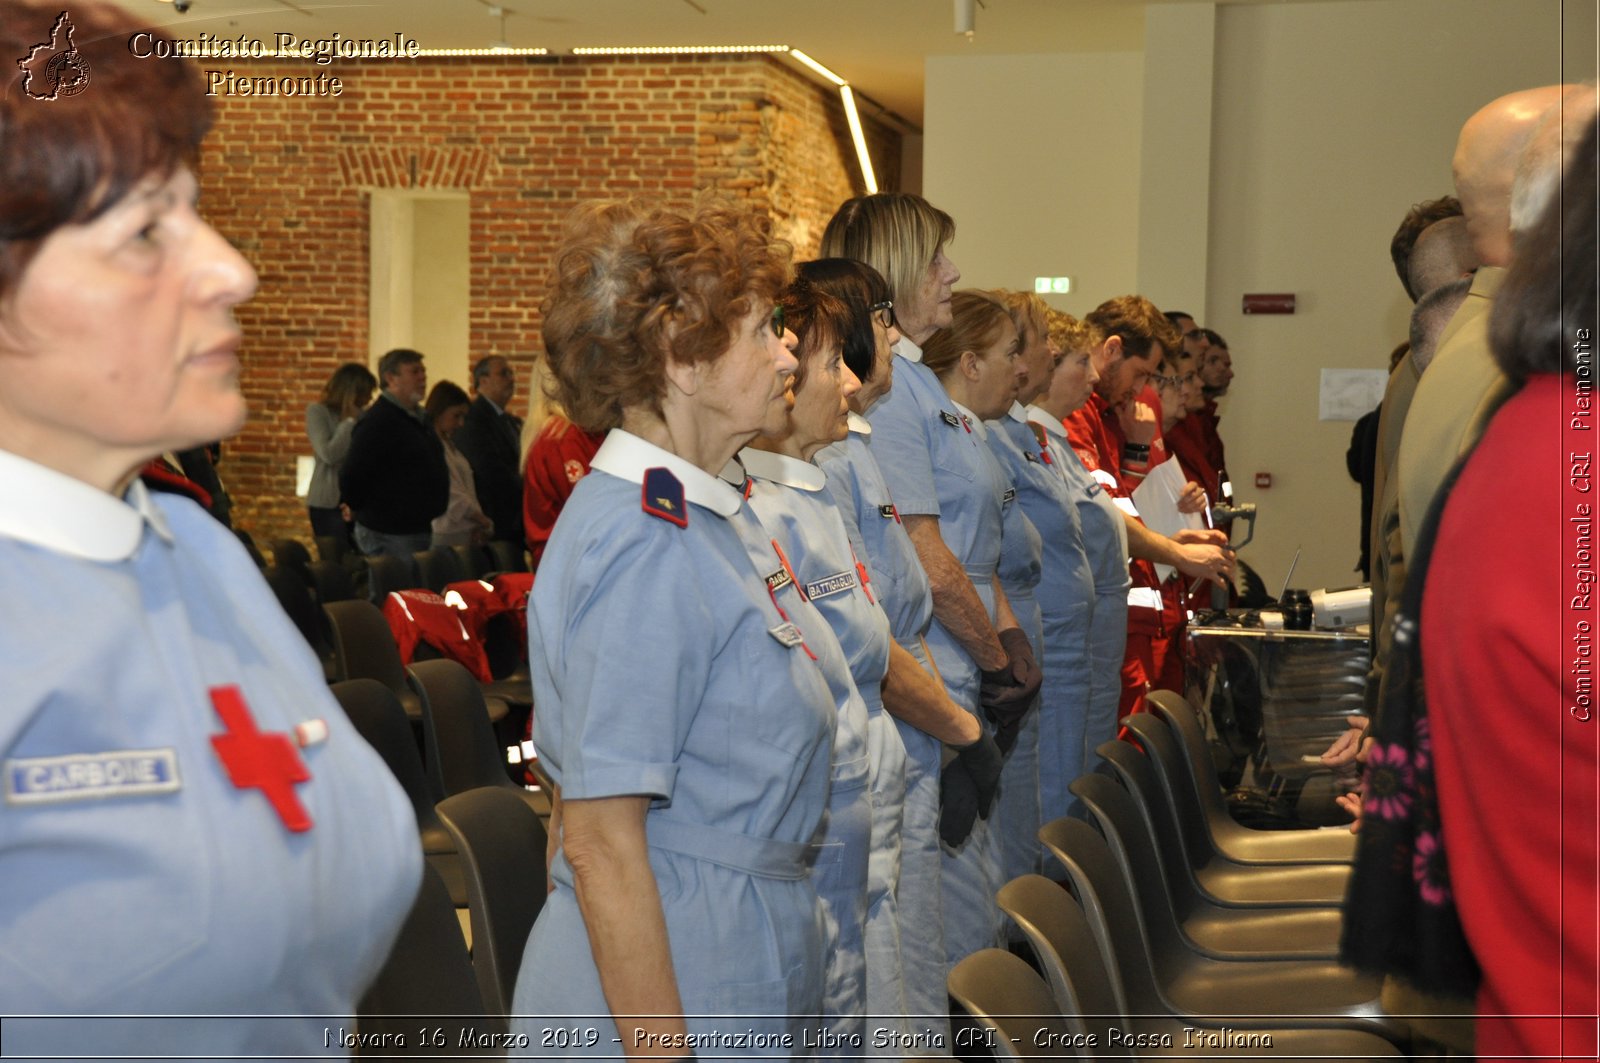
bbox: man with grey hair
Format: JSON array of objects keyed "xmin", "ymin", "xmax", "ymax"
[{"xmin": 453, "ymin": 354, "xmax": 525, "ymax": 543}]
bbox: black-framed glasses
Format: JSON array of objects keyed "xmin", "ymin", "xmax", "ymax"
[
  {"xmin": 869, "ymin": 299, "xmax": 896, "ymax": 331},
  {"xmin": 769, "ymin": 304, "xmax": 786, "ymax": 339}
]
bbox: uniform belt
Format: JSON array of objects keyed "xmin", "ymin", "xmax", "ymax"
[
  {"xmin": 646, "ymin": 816, "xmax": 816, "ymax": 880},
  {"xmin": 963, "ymin": 566, "xmax": 995, "ymax": 585}
]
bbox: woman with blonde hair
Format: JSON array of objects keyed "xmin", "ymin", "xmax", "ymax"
[{"xmin": 513, "ymin": 199, "xmax": 837, "ymax": 1055}]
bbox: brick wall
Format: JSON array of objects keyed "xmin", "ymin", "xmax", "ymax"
[{"xmin": 201, "ymin": 53, "xmax": 901, "ymax": 548}]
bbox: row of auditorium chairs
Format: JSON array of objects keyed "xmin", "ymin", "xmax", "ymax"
[
  {"xmin": 332, "ymin": 661, "xmax": 550, "ymax": 1049},
  {"xmin": 946, "ymin": 692, "xmax": 1405, "ymax": 1061}
]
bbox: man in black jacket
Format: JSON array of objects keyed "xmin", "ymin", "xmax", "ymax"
[
  {"xmin": 340, "ymin": 348, "xmax": 449, "ymax": 559},
  {"xmin": 453, "ymin": 355, "xmax": 524, "ymax": 543}
]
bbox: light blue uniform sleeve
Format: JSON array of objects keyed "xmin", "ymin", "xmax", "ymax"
[
  {"xmin": 866, "ymin": 364, "xmax": 941, "ymax": 517},
  {"xmin": 532, "ymin": 516, "xmax": 715, "ymax": 804}
]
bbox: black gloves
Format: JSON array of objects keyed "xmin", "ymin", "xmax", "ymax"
[
  {"xmin": 980, "ymin": 627, "xmax": 1043, "ymax": 749},
  {"xmin": 938, "ymin": 731, "xmax": 1004, "ymax": 847}
]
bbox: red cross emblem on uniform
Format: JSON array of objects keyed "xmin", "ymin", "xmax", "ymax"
[{"xmin": 209, "ymin": 685, "xmax": 314, "ymax": 833}]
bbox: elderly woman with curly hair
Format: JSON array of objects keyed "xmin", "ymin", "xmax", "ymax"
[{"xmin": 513, "ymin": 201, "xmax": 839, "ymax": 1057}]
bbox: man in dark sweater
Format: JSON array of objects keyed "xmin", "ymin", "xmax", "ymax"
[{"xmin": 339, "ymin": 347, "xmax": 449, "ymax": 560}]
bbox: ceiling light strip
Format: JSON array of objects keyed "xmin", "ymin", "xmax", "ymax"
[
  {"xmin": 416, "ymin": 47, "xmax": 550, "ymax": 56},
  {"xmin": 839, "ymin": 85, "xmax": 878, "ymax": 195},
  {"xmin": 787, "ymin": 48, "xmax": 844, "ymax": 87},
  {"xmin": 571, "ymin": 45, "xmax": 790, "ymax": 55}
]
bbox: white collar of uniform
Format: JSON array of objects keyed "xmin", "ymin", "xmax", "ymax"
[
  {"xmin": 1026, "ymin": 403, "xmax": 1070, "ymax": 442},
  {"xmin": 0, "ymin": 449, "xmax": 174, "ymax": 561},
  {"xmin": 737, "ymin": 446, "xmax": 826, "ymax": 492},
  {"xmin": 1007, "ymin": 401, "xmax": 1030, "ymax": 425},
  {"xmin": 589, "ymin": 430, "xmax": 742, "ymax": 517},
  {"xmin": 894, "ymin": 335, "xmax": 925, "ymax": 364},
  {"xmin": 846, "ymin": 411, "xmax": 872, "ymax": 436},
  {"xmin": 951, "ymin": 398, "xmax": 990, "ymax": 440}
]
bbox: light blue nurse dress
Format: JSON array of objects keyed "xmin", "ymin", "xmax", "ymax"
[
  {"xmin": 0, "ymin": 452, "xmax": 421, "ymax": 1059},
  {"xmin": 866, "ymin": 342, "xmax": 1006, "ymax": 968},
  {"xmin": 989, "ymin": 405, "xmax": 1096, "ymax": 847},
  {"xmin": 816, "ymin": 414, "xmax": 947, "ymax": 1052},
  {"xmin": 742, "ymin": 446, "xmax": 901, "ymax": 1057},
  {"xmin": 1028, "ymin": 405, "xmax": 1131, "ymax": 778},
  {"xmin": 977, "ymin": 406, "xmax": 1048, "ymax": 883},
  {"xmin": 514, "ymin": 431, "xmax": 836, "ymax": 1057}
]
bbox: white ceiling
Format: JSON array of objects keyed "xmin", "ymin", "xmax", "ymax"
[{"xmin": 108, "ymin": 0, "xmax": 1204, "ymax": 127}]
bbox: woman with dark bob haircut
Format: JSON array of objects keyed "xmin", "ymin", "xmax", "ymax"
[
  {"xmin": 514, "ymin": 199, "xmax": 840, "ymax": 1055},
  {"xmin": 0, "ymin": 1, "xmax": 420, "ymax": 1055}
]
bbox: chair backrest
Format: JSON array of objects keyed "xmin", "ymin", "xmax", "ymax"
[
  {"xmin": 314, "ymin": 533, "xmax": 347, "ymax": 564},
  {"xmin": 367, "ymin": 553, "xmax": 421, "ymax": 600},
  {"xmin": 407, "ymin": 658, "xmax": 519, "ymax": 798},
  {"xmin": 1147, "ymin": 689, "xmax": 1228, "ymax": 817},
  {"xmin": 358, "ymin": 862, "xmax": 504, "ymax": 1041},
  {"xmin": 436, "ymin": 786, "xmax": 549, "ymax": 1018},
  {"xmin": 263, "ymin": 563, "xmax": 334, "ymax": 659},
  {"xmin": 271, "ymin": 537, "xmax": 314, "ymax": 581},
  {"xmin": 1119, "ymin": 712, "xmax": 1215, "ymax": 868},
  {"xmin": 414, "ymin": 548, "xmax": 468, "ymax": 593},
  {"xmin": 325, "ymin": 599, "xmax": 411, "ymax": 692},
  {"xmin": 486, "ymin": 539, "xmax": 529, "ymax": 574},
  {"xmin": 947, "ymin": 948, "xmax": 1078, "ymax": 1059},
  {"xmin": 1094, "ymin": 738, "xmax": 1201, "ymax": 916},
  {"xmin": 331, "ymin": 679, "xmax": 435, "ymax": 829},
  {"xmin": 450, "ymin": 543, "xmax": 492, "ymax": 580},
  {"xmin": 310, "ymin": 557, "xmax": 358, "ymax": 603},
  {"xmin": 1039, "ymin": 812, "xmax": 1167, "ymax": 1019},
  {"xmin": 996, "ymin": 874, "xmax": 1129, "ymax": 1045}
]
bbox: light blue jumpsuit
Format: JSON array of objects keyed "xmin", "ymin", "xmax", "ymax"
[
  {"xmin": 867, "ymin": 344, "xmax": 1007, "ymax": 969},
  {"xmin": 0, "ymin": 455, "xmax": 421, "ymax": 1059},
  {"xmin": 1028, "ymin": 405, "xmax": 1131, "ymax": 778},
  {"xmin": 515, "ymin": 432, "xmax": 836, "ymax": 1056},
  {"xmin": 990, "ymin": 405, "xmax": 1096, "ymax": 846},
  {"xmin": 741, "ymin": 446, "xmax": 887, "ymax": 1056},
  {"xmin": 816, "ymin": 414, "xmax": 945, "ymax": 1052}
]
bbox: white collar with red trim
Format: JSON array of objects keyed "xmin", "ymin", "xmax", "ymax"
[
  {"xmin": 589, "ymin": 430, "xmax": 742, "ymax": 517},
  {"xmin": 737, "ymin": 447, "xmax": 827, "ymax": 493}
]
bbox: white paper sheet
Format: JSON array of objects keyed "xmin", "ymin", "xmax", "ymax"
[{"xmin": 1132, "ymin": 456, "xmax": 1207, "ymax": 582}]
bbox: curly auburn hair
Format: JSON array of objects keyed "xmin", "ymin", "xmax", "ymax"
[
  {"xmin": 1045, "ymin": 308, "xmax": 1103, "ymax": 356},
  {"xmin": 1085, "ymin": 294, "xmax": 1183, "ymax": 361},
  {"xmin": 540, "ymin": 199, "xmax": 793, "ymax": 433}
]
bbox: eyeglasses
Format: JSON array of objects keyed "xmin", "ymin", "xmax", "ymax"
[
  {"xmin": 869, "ymin": 299, "xmax": 896, "ymax": 331},
  {"xmin": 1154, "ymin": 371, "xmax": 1199, "ymax": 388},
  {"xmin": 770, "ymin": 304, "xmax": 786, "ymax": 339}
]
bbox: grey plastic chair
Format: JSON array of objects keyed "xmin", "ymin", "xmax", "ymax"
[
  {"xmin": 436, "ymin": 786, "xmax": 548, "ymax": 1020},
  {"xmin": 997, "ymin": 873, "xmax": 1402, "ymax": 1059},
  {"xmin": 1147, "ymin": 690, "xmax": 1357, "ymax": 863},
  {"xmin": 1041, "ymin": 804, "xmax": 1404, "ymax": 1043},
  {"xmin": 325, "ymin": 598, "xmax": 425, "ymax": 723},
  {"xmin": 946, "ymin": 948, "xmax": 1078, "ymax": 1059},
  {"xmin": 407, "ymin": 659, "xmax": 534, "ymax": 813}
]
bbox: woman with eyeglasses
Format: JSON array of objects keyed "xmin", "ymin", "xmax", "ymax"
[
  {"xmin": 803, "ymin": 258, "xmax": 1000, "ymax": 1044},
  {"xmin": 822, "ymin": 196, "xmax": 1040, "ymax": 979},
  {"xmin": 513, "ymin": 200, "xmax": 837, "ymax": 1056}
]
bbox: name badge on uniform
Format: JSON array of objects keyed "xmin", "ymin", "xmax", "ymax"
[
  {"xmin": 6, "ymin": 748, "xmax": 181, "ymax": 806},
  {"xmin": 769, "ymin": 622, "xmax": 805, "ymax": 648},
  {"xmin": 878, "ymin": 503, "xmax": 900, "ymax": 522},
  {"xmin": 766, "ymin": 568, "xmax": 793, "ymax": 593},
  {"xmin": 805, "ymin": 570, "xmax": 859, "ymax": 600},
  {"xmin": 1002, "ymin": 488, "xmax": 1017, "ymax": 504},
  {"xmin": 939, "ymin": 411, "xmax": 962, "ymax": 429},
  {"xmin": 1024, "ymin": 450, "xmax": 1041, "ymax": 464}
]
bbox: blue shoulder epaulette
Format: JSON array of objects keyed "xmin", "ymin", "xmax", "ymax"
[{"xmin": 642, "ymin": 466, "xmax": 688, "ymax": 528}]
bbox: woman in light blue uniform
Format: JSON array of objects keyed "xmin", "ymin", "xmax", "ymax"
[
  {"xmin": 0, "ymin": 8, "xmax": 420, "ymax": 1055},
  {"xmin": 806, "ymin": 260, "xmax": 998, "ymax": 1051},
  {"xmin": 1029, "ymin": 311, "xmax": 1131, "ymax": 778},
  {"xmin": 514, "ymin": 201, "xmax": 837, "ymax": 1058},
  {"xmin": 988, "ymin": 292, "xmax": 1097, "ymax": 852},
  {"xmin": 738, "ymin": 276, "xmax": 886, "ymax": 1055}
]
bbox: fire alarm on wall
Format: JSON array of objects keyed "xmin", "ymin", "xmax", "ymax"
[
  {"xmin": 1255, "ymin": 472, "xmax": 1272, "ymax": 488},
  {"xmin": 1242, "ymin": 293, "xmax": 1296, "ymax": 314}
]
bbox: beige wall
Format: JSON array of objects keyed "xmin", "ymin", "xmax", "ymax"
[{"xmin": 924, "ymin": 0, "xmax": 1595, "ymax": 594}]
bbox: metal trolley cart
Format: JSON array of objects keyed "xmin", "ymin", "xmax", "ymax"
[{"xmin": 1183, "ymin": 620, "xmax": 1368, "ymax": 828}]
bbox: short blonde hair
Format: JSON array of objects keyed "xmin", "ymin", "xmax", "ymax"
[
  {"xmin": 1045, "ymin": 309, "xmax": 1102, "ymax": 355},
  {"xmin": 997, "ymin": 290, "xmax": 1049, "ymax": 352},
  {"xmin": 540, "ymin": 199, "xmax": 792, "ymax": 433},
  {"xmin": 819, "ymin": 193, "xmax": 955, "ymax": 312}
]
